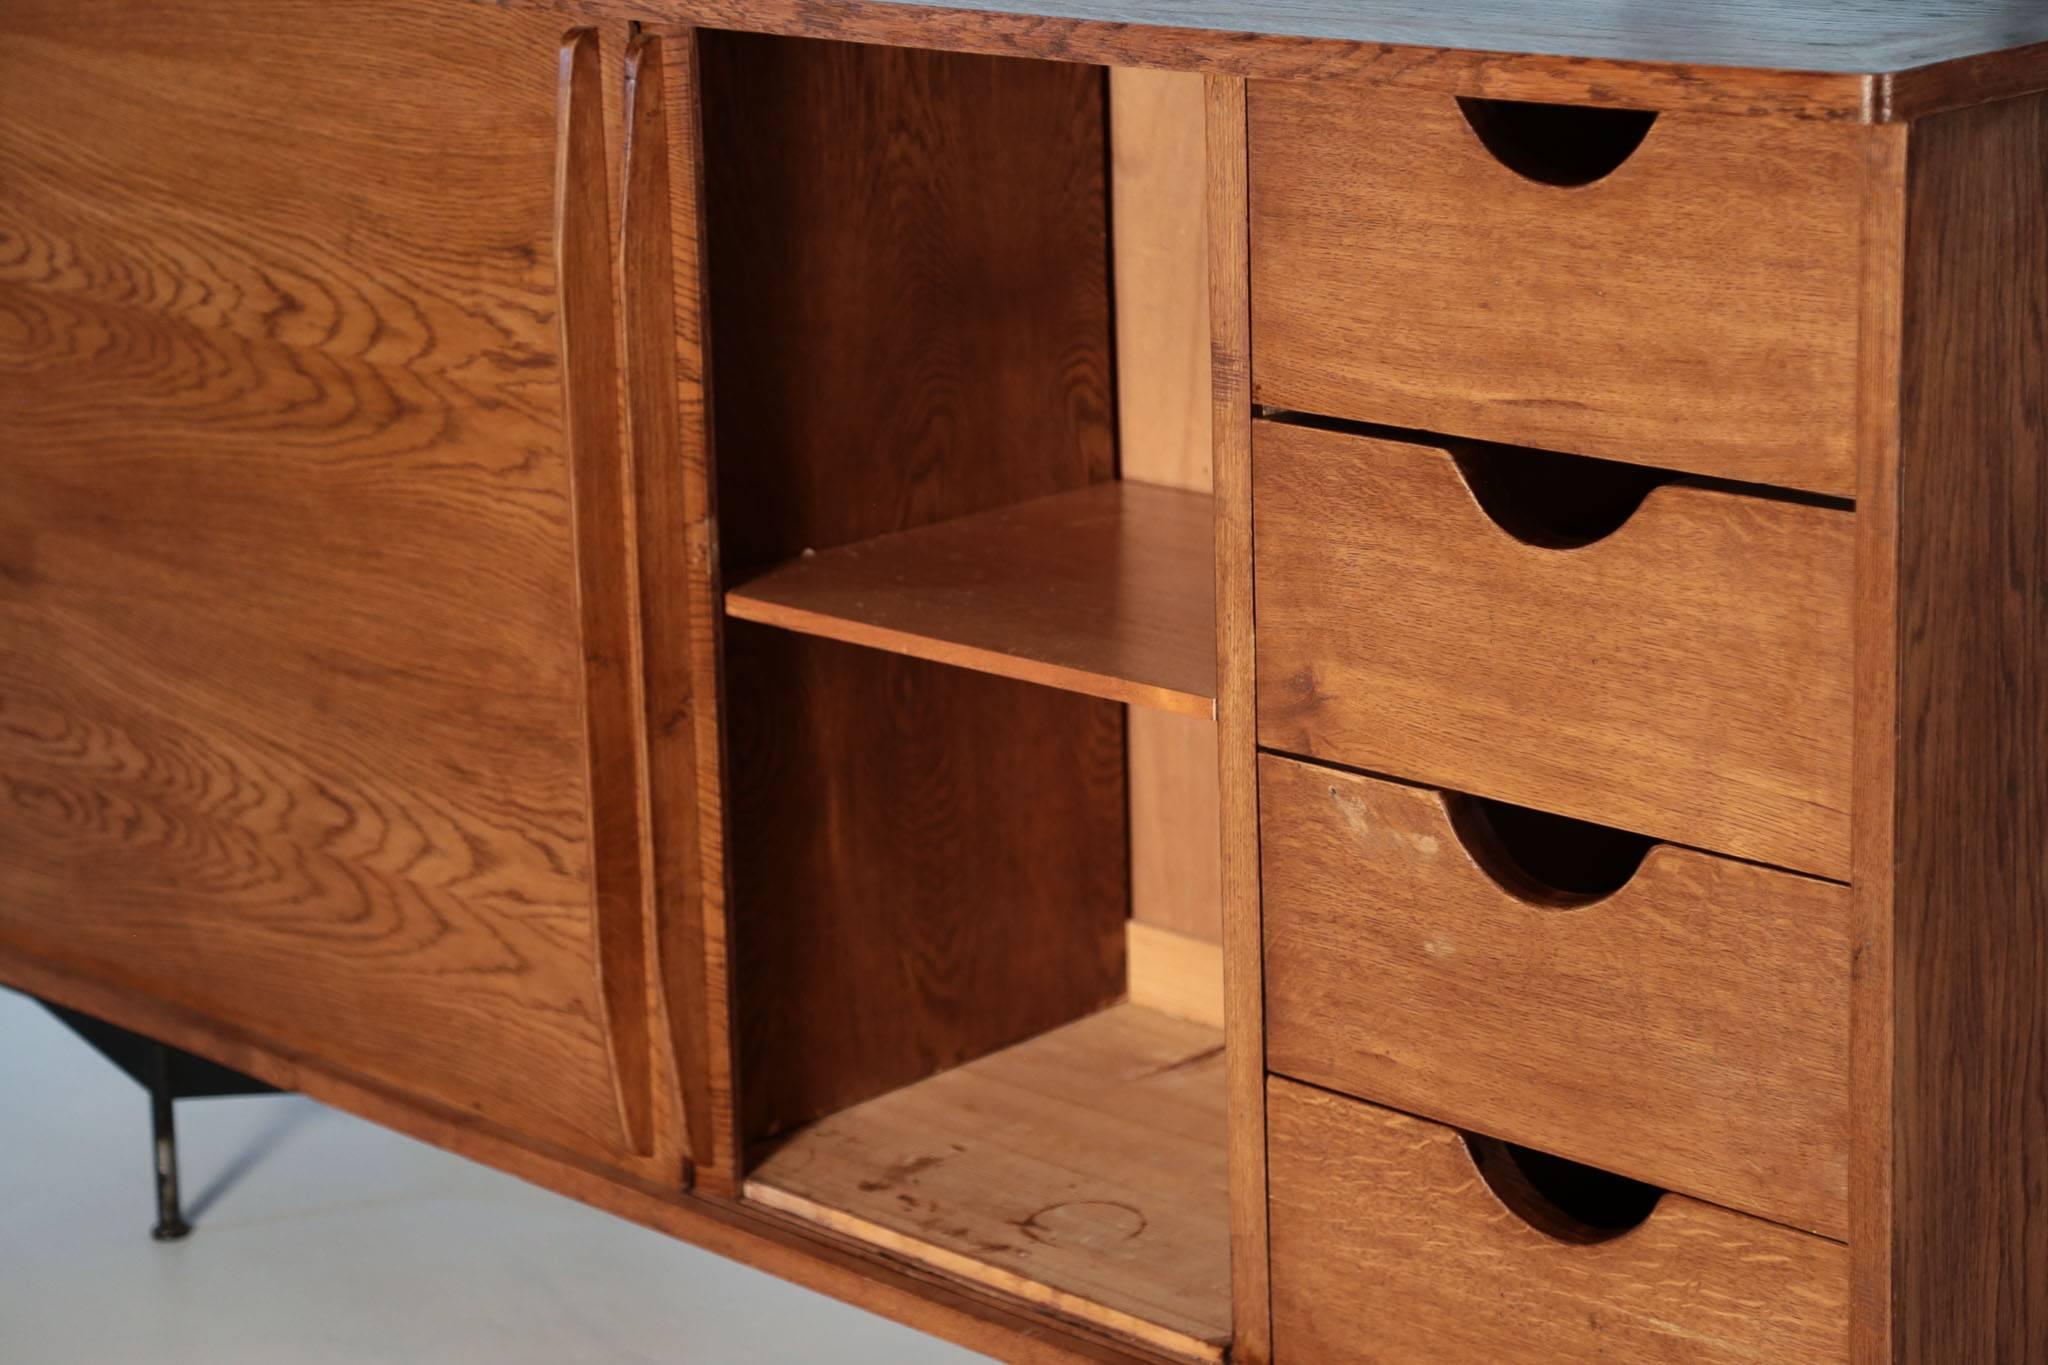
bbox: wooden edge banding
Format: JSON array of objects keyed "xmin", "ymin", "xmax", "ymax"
[
  {"xmin": 1882, "ymin": 37, "xmax": 2048, "ymax": 124},
  {"xmin": 720, "ymin": 593, "xmax": 1217, "ymax": 719},
  {"xmin": 743, "ymin": 1182, "xmax": 1227, "ymax": 1364},
  {"xmin": 655, "ymin": 24, "xmax": 744, "ymax": 1195},
  {"xmin": 555, "ymin": 25, "xmax": 656, "ymax": 1159},
  {"xmin": 1125, "ymin": 922, "xmax": 1225, "ymax": 1030},
  {"xmin": 0, "ymin": 946, "xmax": 1167, "ymax": 1365},
  {"xmin": 1204, "ymin": 73, "xmax": 1270, "ymax": 1365},
  {"xmin": 620, "ymin": 26, "xmax": 716, "ymax": 1185},
  {"xmin": 1849, "ymin": 119, "xmax": 1908, "ymax": 1365}
]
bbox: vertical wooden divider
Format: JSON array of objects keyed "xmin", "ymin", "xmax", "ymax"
[
  {"xmin": 555, "ymin": 25, "xmax": 656, "ymax": 1160},
  {"xmin": 1206, "ymin": 73, "xmax": 1271, "ymax": 1365}
]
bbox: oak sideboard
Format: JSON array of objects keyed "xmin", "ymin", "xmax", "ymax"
[{"xmin": 3, "ymin": 1, "xmax": 2045, "ymax": 1361}]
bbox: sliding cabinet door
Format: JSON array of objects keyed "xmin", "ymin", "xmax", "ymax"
[{"xmin": 0, "ymin": 0, "xmax": 712, "ymax": 1178}]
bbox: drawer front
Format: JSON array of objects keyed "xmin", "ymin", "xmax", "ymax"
[
  {"xmin": 1261, "ymin": 754, "xmax": 1850, "ymax": 1237},
  {"xmin": 1253, "ymin": 421, "xmax": 1853, "ymax": 878},
  {"xmin": 1248, "ymin": 80, "xmax": 1863, "ymax": 496},
  {"xmin": 1268, "ymin": 1080, "xmax": 1850, "ymax": 1364}
]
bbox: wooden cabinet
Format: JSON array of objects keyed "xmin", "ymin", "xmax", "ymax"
[{"xmin": 4, "ymin": 3, "xmax": 2047, "ymax": 1364}]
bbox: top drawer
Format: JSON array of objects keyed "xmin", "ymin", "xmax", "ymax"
[{"xmin": 1248, "ymin": 81, "xmax": 1864, "ymax": 496}]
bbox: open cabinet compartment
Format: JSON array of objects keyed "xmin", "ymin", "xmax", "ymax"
[{"xmin": 695, "ymin": 30, "xmax": 1231, "ymax": 1362}]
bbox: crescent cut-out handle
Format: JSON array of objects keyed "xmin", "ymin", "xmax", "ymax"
[
  {"xmin": 1463, "ymin": 1134, "xmax": 1664, "ymax": 1244},
  {"xmin": 1454, "ymin": 97, "xmax": 1658, "ymax": 187},
  {"xmin": 1442, "ymin": 791, "xmax": 1655, "ymax": 908},
  {"xmin": 1444, "ymin": 440, "xmax": 1670, "ymax": 549}
]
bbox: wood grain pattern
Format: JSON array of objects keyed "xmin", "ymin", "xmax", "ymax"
[
  {"xmin": 574, "ymin": 0, "xmax": 2048, "ymax": 123},
  {"xmin": 1111, "ymin": 67, "xmax": 1224, "ymax": 954},
  {"xmin": 0, "ymin": 944, "xmax": 1179, "ymax": 1365},
  {"xmin": 747, "ymin": 1003, "xmax": 1231, "ymax": 1361},
  {"xmin": 1203, "ymin": 73, "xmax": 1270, "ymax": 1365},
  {"xmin": 724, "ymin": 629, "xmax": 1129, "ymax": 1146},
  {"xmin": 1876, "ymin": 88, "xmax": 2048, "ymax": 1362},
  {"xmin": 694, "ymin": 34, "xmax": 1133, "ymax": 1151},
  {"xmin": 1255, "ymin": 423, "xmax": 1856, "ymax": 878},
  {"xmin": 556, "ymin": 24, "xmax": 656, "ymax": 1161},
  {"xmin": 1268, "ymin": 1079, "xmax": 1851, "ymax": 1364},
  {"xmin": 725, "ymin": 484, "xmax": 1217, "ymax": 717},
  {"xmin": 697, "ymin": 31, "xmax": 1115, "ymax": 578},
  {"xmin": 1260, "ymin": 754, "xmax": 1851, "ymax": 1238},
  {"xmin": 1250, "ymin": 82, "xmax": 1864, "ymax": 496},
  {"xmin": 0, "ymin": 0, "xmax": 647, "ymax": 1166}
]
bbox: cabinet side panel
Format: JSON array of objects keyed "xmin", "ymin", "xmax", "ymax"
[{"xmin": 1890, "ymin": 90, "xmax": 2048, "ymax": 1360}]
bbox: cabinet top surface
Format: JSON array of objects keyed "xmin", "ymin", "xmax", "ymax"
[{"xmin": 845, "ymin": 0, "xmax": 2048, "ymax": 75}]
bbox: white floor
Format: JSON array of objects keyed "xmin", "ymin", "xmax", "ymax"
[{"xmin": 0, "ymin": 988, "xmax": 988, "ymax": 1364}]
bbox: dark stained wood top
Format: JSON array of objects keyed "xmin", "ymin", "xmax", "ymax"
[
  {"xmin": 658, "ymin": 0, "xmax": 2048, "ymax": 122},
  {"xmin": 832, "ymin": 0, "xmax": 2048, "ymax": 75}
]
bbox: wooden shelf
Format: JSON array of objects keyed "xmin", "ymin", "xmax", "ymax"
[
  {"xmin": 745, "ymin": 1003, "xmax": 1231, "ymax": 1361},
  {"xmin": 725, "ymin": 483, "xmax": 1217, "ymax": 717}
]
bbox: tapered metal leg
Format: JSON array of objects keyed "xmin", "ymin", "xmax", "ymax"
[{"xmin": 148, "ymin": 1042, "xmax": 191, "ymax": 1242}]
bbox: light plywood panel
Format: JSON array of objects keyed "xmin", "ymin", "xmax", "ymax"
[
  {"xmin": 1112, "ymin": 68, "xmax": 1212, "ymax": 495},
  {"xmin": 1125, "ymin": 922, "xmax": 1225, "ymax": 1029},
  {"xmin": 747, "ymin": 1004, "xmax": 1230, "ymax": 1361},
  {"xmin": 1111, "ymin": 69, "xmax": 1224, "ymax": 957},
  {"xmin": 1128, "ymin": 710, "xmax": 1224, "ymax": 941}
]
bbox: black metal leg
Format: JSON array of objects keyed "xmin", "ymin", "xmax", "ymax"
[
  {"xmin": 148, "ymin": 1041, "xmax": 191, "ymax": 1242},
  {"xmin": 35, "ymin": 999, "xmax": 277, "ymax": 1238}
]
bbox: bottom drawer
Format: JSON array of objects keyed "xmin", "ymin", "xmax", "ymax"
[{"xmin": 1268, "ymin": 1079, "xmax": 1848, "ymax": 1364}]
